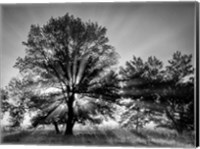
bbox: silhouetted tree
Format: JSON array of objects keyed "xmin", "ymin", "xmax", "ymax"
[{"xmin": 14, "ymin": 13, "xmax": 120, "ymax": 135}]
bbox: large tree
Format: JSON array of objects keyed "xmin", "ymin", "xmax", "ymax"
[{"xmin": 14, "ymin": 13, "xmax": 120, "ymax": 135}]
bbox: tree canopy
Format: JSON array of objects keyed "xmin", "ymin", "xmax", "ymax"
[
  {"xmin": 120, "ymin": 51, "xmax": 194, "ymax": 133},
  {"xmin": 14, "ymin": 13, "xmax": 120, "ymax": 135}
]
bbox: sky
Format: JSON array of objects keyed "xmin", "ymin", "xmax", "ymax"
[{"xmin": 1, "ymin": 2, "xmax": 196, "ymax": 87}]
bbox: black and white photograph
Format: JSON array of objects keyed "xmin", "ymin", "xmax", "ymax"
[{"xmin": 0, "ymin": 1, "xmax": 198, "ymax": 147}]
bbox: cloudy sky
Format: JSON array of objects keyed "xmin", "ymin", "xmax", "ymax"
[{"xmin": 1, "ymin": 2, "xmax": 196, "ymax": 87}]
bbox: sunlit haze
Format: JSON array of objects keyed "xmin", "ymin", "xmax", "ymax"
[{"xmin": 1, "ymin": 2, "xmax": 196, "ymax": 87}]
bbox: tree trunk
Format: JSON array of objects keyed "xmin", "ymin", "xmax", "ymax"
[
  {"xmin": 136, "ymin": 108, "xmax": 139, "ymax": 132},
  {"xmin": 165, "ymin": 109, "xmax": 183, "ymax": 134},
  {"xmin": 53, "ymin": 121, "xmax": 60, "ymax": 134},
  {"xmin": 65, "ymin": 94, "xmax": 75, "ymax": 135},
  {"xmin": 136, "ymin": 118, "xmax": 139, "ymax": 132}
]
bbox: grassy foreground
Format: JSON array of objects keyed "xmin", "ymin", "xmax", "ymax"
[{"xmin": 1, "ymin": 125, "xmax": 195, "ymax": 147}]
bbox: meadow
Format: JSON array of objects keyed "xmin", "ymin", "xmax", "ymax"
[{"xmin": 1, "ymin": 124, "xmax": 195, "ymax": 147}]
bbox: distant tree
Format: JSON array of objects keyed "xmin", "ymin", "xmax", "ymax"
[
  {"xmin": 120, "ymin": 52, "xmax": 194, "ymax": 134},
  {"xmin": 156, "ymin": 51, "xmax": 194, "ymax": 133},
  {"xmin": 6, "ymin": 77, "xmax": 29, "ymax": 128},
  {"xmin": 14, "ymin": 13, "xmax": 120, "ymax": 135},
  {"xmin": 9, "ymin": 103, "xmax": 25, "ymax": 128},
  {"xmin": 120, "ymin": 98, "xmax": 152, "ymax": 131},
  {"xmin": 120, "ymin": 56, "xmax": 164, "ymax": 129},
  {"xmin": 165, "ymin": 51, "xmax": 193, "ymax": 82},
  {"xmin": 1, "ymin": 88, "xmax": 10, "ymax": 118},
  {"xmin": 5, "ymin": 76, "xmax": 41, "ymax": 129}
]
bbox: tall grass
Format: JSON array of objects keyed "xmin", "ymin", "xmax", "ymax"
[{"xmin": 1, "ymin": 126, "xmax": 195, "ymax": 147}]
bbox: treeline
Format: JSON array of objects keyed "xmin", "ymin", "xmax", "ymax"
[
  {"xmin": 119, "ymin": 51, "xmax": 194, "ymax": 134},
  {"xmin": 1, "ymin": 51, "xmax": 194, "ymax": 135}
]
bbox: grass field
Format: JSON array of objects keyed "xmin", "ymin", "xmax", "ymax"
[{"xmin": 1, "ymin": 124, "xmax": 195, "ymax": 147}]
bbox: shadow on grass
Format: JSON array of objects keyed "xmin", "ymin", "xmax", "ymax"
[
  {"xmin": 130, "ymin": 130, "xmax": 148, "ymax": 140},
  {"xmin": 148, "ymin": 140, "xmax": 173, "ymax": 147},
  {"xmin": 2, "ymin": 130, "xmax": 32, "ymax": 144},
  {"xmin": 1, "ymin": 128, "xmax": 195, "ymax": 147},
  {"xmin": 2, "ymin": 129, "xmax": 120, "ymax": 146},
  {"xmin": 130, "ymin": 128, "xmax": 195, "ymax": 147}
]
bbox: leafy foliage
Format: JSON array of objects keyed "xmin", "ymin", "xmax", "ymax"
[
  {"xmin": 14, "ymin": 13, "xmax": 120, "ymax": 134},
  {"xmin": 120, "ymin": 56, "xmax": 164, "ymax": 99},
  {"xmin": 1, "ymin": 89, "xmax": 10, "ymax": 118},
  {"xmin": 120, "ymin": 51, "xmax": 194, "ymax": 133},
  {"xmin": 157, "ymin": 52, "xmax": 194, "ymax": 133},
  {"xmin": 9, "ymin": 103, "xmax": 26, "ymax": 128},
  {"xmin": 5, "ymin": 77, "xmax": 33, "ymax": 128},
  {"xmin": 120, "ymin": 98, "xmax": 152, "ymax": 131}
]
